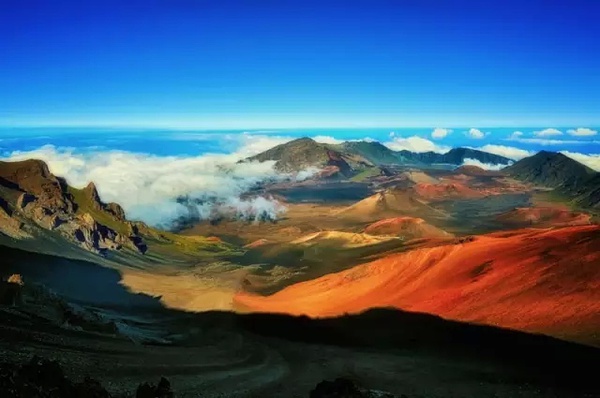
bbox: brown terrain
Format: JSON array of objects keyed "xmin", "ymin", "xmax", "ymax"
[
  {"xmin": 2, "ymin": 148, "xmax": 600, "ymax": 397},
  {"xmin": 235, "ymin": 225, "xmax": 600, "ymax": 347}
]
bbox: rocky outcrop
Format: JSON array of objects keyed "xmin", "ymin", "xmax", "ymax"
[
  {"xmin": 0, "ymin": 197, "xmax": 29, "ymax": 239},
  {"xmin": 83, "ymin": 182, "xmax": 127, "ymax": 220},
  {"xmin": 0, "ymin": 159, "xmax": 146, "ymax": 256},
  {"xmin": 0, "ymin": 159, "xmax": 74, "ymax": 213},
  {"xmin": 64, "ymin": 213, "xmax": 122, "ymax": 255},
  {"xmin": 105, "ymin": 202, "xmax": 126, "ymax": 220}
]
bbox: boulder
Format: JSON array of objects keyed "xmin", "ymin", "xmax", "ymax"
[
  {"xmin": 310, "ymin": 378, "xmax": 398, "ymax": 398},
  {"xmin": 136, "ymin": 377, "xmax": 174, "ymax": 398},
  {"xmin": 0, "ymin": 274, "xmax": 24, "ymax": 306}
]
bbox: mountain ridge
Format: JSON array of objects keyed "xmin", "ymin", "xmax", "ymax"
[
  {"xmin": 245, "ymin": 137, "xmax": 513, "ymax": 175},
  {"xmin": 0, "ymin": 158, "xmax": 234, "ymax": 262}
]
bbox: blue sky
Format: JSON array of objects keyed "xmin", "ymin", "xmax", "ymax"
[{"xmin": 1, "ymin": 0, "xmax": 600, "ymax": 128}]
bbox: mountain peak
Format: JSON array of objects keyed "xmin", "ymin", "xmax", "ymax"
[
  {"xmin": 83, "ymin": 181, "xmax": 100, "ymax": 199},
  {"xmin": 246, "ymin": 137, "xmax": 356, "ymax": 175},
  {"xmin": 505, "ymin": 150, "xmax": 595, "ymax": 191}
]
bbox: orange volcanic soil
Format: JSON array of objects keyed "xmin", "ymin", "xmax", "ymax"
[
  {"xmin": 364, "ymin": 216, "xmax": 452, "ymax": 239},
  {"xmin": 235, "ymin": 225, "xmax": 600, "ymax": 346},
  {"xmin": 496, "ymin": 207, "xmax": 591, "ymax": 227}
]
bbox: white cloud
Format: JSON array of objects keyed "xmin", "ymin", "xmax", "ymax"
[
  {"xmin": 510, "ymin": 131, "xmax": 523, "ymax": 138},
  {"xmin": 234, "ymin": 134, "xmax": 295, "ymax": 156},
  {"xmin": 560, "ymin": 151, "xmax": 600, "ymax": 171},
  {"xmin": 3, "ymin": 139, "xmax": 298, "ymax": 227},
  {"xmin": 461, "ymin": 158, "xmax": 508, "ymax": 171},
  {"xmin": 312, "ymin": 135, "xmax": 344, "ymax": 144},
  {"xmin": 506, "ymin": 137, "xmax": 596, "ymax": 145},
  {"xmin": 431, "ymin": 128, "xmax": 452, "ymax": 139},
  {"xmin": 383, "ymin": 136, "xmax": 450, "ymax": 153},
  {"xmin": 465, "ymin": 128, "xmax": 487, "ymax": 139},
  {"xmin": 477, "ymin": 144, "xmax": 533, "ymax": 160},
  {"xmin": 567, "ymin": 127, "xmax": 597, "ymax": 137},
  {"xmin": 533, "ymin": 128, "xmax": 563, "ymax": 137}
]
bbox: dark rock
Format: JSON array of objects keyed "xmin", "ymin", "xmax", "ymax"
[
  {"xmin": 0, "ymin": 275, "xmax": 24, "ymax": 306},
  {"xmin": 310, "ymin": 378, "xmax": 366, "ymax": 398},
  {"xmin": 0, "ymin": 357, "xmax": 112, "ymax": 398},
  {"xmin": 73, "ymin": 376, "xmax": 112, "ymax": 398},
  {"xmin": 136, "ymin": 377, "xmax": 173, "ymax": 398},
  {"xmin": 105, "ymin": 202, "xmax": 126, "ymax": 221},
  {"xmin": 309, "ymin": 378, "xmax": 398, "ymax": 398},
  {"xmin": 129, "ymin": 236, "xmax": 148, "ymax": 254},
  {"xmin": 0, "ymin": 356, "xmax": 72, "ymax": 398}
]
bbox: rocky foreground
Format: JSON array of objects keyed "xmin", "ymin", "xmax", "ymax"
[{"xmin": 0, "ymin": 356, "xmax": 398, "ymax": 398}]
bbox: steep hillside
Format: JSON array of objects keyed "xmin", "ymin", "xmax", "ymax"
[
  {"xmin": 573, "ymin": 173, "xmax": 600, "ymax": 209},
  {"xmin": 504, "ymin": 151, "xmax": 596, "ymax": 191},
  {"xmin": 236, "ymin": 225, "xmax": 600, "ymax": 346},
  {"xmin": 0, "ymin": 159, "xmax": 234, "ymax": 262}
]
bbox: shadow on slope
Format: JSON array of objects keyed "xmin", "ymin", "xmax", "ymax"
[
  {"xmin": 1, "ymin": 242, "xmax": 599, "ymax": 397},
  {"xmin": 0, "ymin": 245, "xmax": 163, "ymax": 310},
  {"xmin": 211, "ymin": 308, "xmax": 600, "ymax": 395}
]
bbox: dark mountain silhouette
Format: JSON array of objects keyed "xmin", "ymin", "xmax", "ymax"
[
  {"xmin": 574, "ymin": 173, "xmax": 600, "ymax": 208},
  {"xmin": 331, "ymin": 141, "xmax": 409, "ymax": 165},
  {"xmin": 399, "ymin": 147, "xmax": 512, "ymax": 165},
  {"xmin": 504, "ymin": 151, "xmax": 596, "ymax": 192},
  {"xmin": 504, "ymin": 151, "xmax": 600, "ymax": 208}
]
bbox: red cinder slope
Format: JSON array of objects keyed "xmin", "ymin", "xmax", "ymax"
[{"xmin": 235, "ymin": 225, "xmax": 600, "ymax": 346}]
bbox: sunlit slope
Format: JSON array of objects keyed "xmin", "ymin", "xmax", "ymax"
[
  {"xmin": 364, "ymin": 216, "xmax": 452, "ymax": 239},
  {"xmin": 235, "ymin": 225, "xmax": 600, "ymax": 346}
]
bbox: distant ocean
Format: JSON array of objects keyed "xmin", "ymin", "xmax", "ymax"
[{"xmin": 1, "ymin": 127, "xmax": 600, "ymax": 157}]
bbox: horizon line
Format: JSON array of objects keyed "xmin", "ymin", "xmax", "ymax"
[{"xmin": 1, "ymin": 123, "xmax": 599, "ymax": 131}]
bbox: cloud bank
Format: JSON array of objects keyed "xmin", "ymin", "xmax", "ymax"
[
  {"xmin": 567, "ymin": 127, "xmax": 597, "ymax": 137},
  {"xmin": 461, "ymin": 158, "xmax": 508, "ymax": 171},
  {"xmin": 533, "ymin": 128, "xmax": 563, "ymax": 137},
  {"xmin": 384, "ymin": 136, "xmax": 450, "ymax": 153},
  {"xmin": 476, "ymin": 144, "xmax": 533, "ymax": 160},
  {"xmin": 4, "ymin": 140, "xmax": 301, "ymax": 228},
  {"xmin": 561, "ymin": 151, "xmax": 600, "ymax": 171}
]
